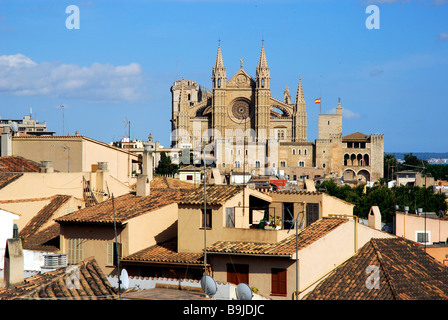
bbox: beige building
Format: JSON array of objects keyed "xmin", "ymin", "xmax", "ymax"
[
  {"xmin": 2, "ymin": 132, "xmax": 138, "ymax": 185},
  {"xmin": 395, "ymin": 208, "xmax": 448, "ymax": 265},
  {"xmin": 170, "ymin": 45, "xmax": 384, "ymax": 183}
]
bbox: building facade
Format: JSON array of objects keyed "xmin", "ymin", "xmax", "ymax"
[{"xmin": 170, "ymin": 45, "xmax": 384, "ymax": 183}]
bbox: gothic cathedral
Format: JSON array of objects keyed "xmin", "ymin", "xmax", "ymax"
[{"xmin": 170, "ymin": 45, "xmax": 384, "ymax": 183}]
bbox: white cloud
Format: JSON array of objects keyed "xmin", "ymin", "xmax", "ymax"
[
  {"xmin": 0, "ymin": 54, "xmax": 144, "ymax": 103},
  {"xmin": 326, "ymin": 107, "xmax": 361, "ymax": 120},
  {"xmin": 438, "ymin": 32, "xmax": 448, "ymax": 42}
]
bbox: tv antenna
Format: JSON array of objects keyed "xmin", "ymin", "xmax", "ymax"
[{"xmin": 59, "ymin": 104, "xmax": 65, "ymax": 135}]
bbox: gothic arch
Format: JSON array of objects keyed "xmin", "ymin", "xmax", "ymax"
[
  {"xmin": 356, "ymin": 169, "xmax": 371, "ymax": 183},
  {"xmin": 343, "ymin": 169, "xmax": 356, "ymax": 181},
  {"xmin": 271, "ymin": 104, "xmax": 292, "ymax": 118}
]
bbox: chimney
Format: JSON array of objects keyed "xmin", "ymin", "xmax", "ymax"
[
  {"xmin": 142, "ymin": 143, "xmax": 153, "ymax": 181},
  {"xmin": 4, "ymin": 238, "xmax": 24, "ymax": 288},
  {"xmin": 39, "ymin": 161, "xmax": 54, "ymax": 173},
  {"xmin": 96, "ymin": 162, "xmax": 108, "ymax": 202},
  {"xmin": 136, "ymin": 174, "xmax": 150, "ymax": 197},
  {"xmin": 1, "ymin": 127, "xmax": 12, "ymax": 157},
  {"xmin": 368, "ymin": 206, "xmax": 382, "ymax": 230}
]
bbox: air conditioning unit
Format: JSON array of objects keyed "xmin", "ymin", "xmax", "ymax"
[{"xmin": 41, "ymin": 254, "xmax": 68, "ymax": 272}]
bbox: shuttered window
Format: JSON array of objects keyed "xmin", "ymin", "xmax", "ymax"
[
  {"xmin": 227, "ymin": 264, "xmax": 249, "ymax": 285},
  {"xmin": 107, "ymin": 242, "xmax": 123, "ymax": 266},
  {"xmin": 306, "ymin": 203, "xmax": 319, "ymax": 226},
  {"xmin": 226, "ymin": 207, "xmax": 235, "ymax": 228},
  {"xmin": 271, "ymin": 268, "xmax": 287, "ymax": 295},
  {"xmin": 67, "ymin": 238, "xmax": 84, "ymax": 265}
]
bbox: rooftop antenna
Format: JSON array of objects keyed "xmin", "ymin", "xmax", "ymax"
[
  {"xmin": 59, "ymin": 104, "xmax": 65, "ymax": 135},
  {"xmin": 112, "ymin": 194, "xmax": 122, "ymax": 299},
  {"xmin": 122, "ymin": 117, "xmax": 131, "ymax": 177}
]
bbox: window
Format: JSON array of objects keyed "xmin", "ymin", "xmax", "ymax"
[
  {"xmin": 186, "ymin": 174, "xmax": 193, "ymax": 181},
  {"xmin": 292, "ymin": 149, "xmax": 295, "ymax": 155},
  {"xmin": 280, "ymin": 161, "xmax": 286, "ymax": 168},
  {"xmin": 235, "ymin": 161, "xmax": 241, "ymax": 168},
  {"xmin": 67, "ymin": 238, "xmax": 84, "ymax": 265},
  {"xmin": 227, "ymin": 264, "xmax": 249, "ymax": 285},
  {"xmin": 299, "ymin": 161, "xmax": 304, "ymax": 167},
  {"xmin": 255, "ymin": 161, "xmax": 260, "ymax": 168},
  {"xmin": 201, "ymin": 208, "xmax": 212, "ymax": 229},
  {"xmin": 293, "ymin": 175, "xmax": 297, "ymax": 181},
  {"xmin": 107, "ymin": 242, "xmax": 122, "ymax": 266},
  {"xmin": 416, "ymin": 231, "xmax": 431, "ymax": 245},
  {"xmin": 306, "ymin": 203, "xmax": 319, "ymax": 226},
  {"xmin": 271, "ymin": 268, "xmax": 287, "ymax": 296},
  {"xmin": 226, "ymin": 207, "xmax": 235, "ymax": 228},
  {"xmin": 304, "ymin": 149, "xmax": 307, "ymax": 155}
]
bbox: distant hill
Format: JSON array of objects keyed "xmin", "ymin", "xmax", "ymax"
[{"xmin": 386, "ymin": 152, "xmax": 448, "ymax": 161}]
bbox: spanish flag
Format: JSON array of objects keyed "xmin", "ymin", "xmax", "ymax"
[{"xmin": 315, "ymin": 98, "xmax": 321, "ymax": 104}]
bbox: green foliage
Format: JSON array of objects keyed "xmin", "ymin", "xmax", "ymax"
[
  {"xmin": 319, "ymin": 180, "xmax": 447, "ymax": 224},
  {"xmin": 156, "ymin": 151, "xmax": 178, "ymax": 175}
]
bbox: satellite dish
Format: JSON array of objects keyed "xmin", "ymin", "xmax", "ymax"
[
  {"xmin": 120, "ymin": 268, "xmax": 129, "ymax": 290},
  {"xmin": 10, "ymin": 122, "xmax": 18, "ymax": 132},
  {"xmin": 235, "ymin": 282, "xmax": 253, "ymax": 300},
  {"xmin": 200, "ymin": 275, "xmax": 218, "ymax": 297}
]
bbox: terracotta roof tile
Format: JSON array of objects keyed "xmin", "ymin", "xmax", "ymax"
[
  {"xmin": 121, "ymin": 239, "xmax": 203, "ymax": 265},
  {"xmin": 20, "ymin": 195, "xmax": 71, "ymax": 239},
  {"xmin": 22, "ymin": 223, "xmax": 61, "ymax": 252},
  {"xmin": 304, "ymin": 238, "xmax": 448, "ymax": 300},
  {"xmin": 179, "ymin": 185, "xmax": 244, "ymax": 206},
  {"xmin": 342, "ymin": 132, "xmax": 370, "ymax": 141},
  {"xmin": 0, "ymin": 172, "xmax": 23, "ymax": 189},
  {"xmin": 56, "ymin": 188, "xmax": 189, "ymax": 225},
  {"xmin": 0, "ymin": 257, "xmax": 118, "ymax": 300},
  {"xmin": 0, "ymin": 156, "xmax": 40, "ymax": 173},
  {"xmin": 207, "ymin": 218, "xmax": 348, "ymax": 256}
]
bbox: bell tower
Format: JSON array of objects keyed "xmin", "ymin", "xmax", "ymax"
[{"xmin": 255, "ymin": 44, "xmax": 271, "ymax": 141}]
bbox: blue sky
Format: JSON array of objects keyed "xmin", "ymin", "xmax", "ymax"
[{"xmin": 0, "ymin": 0, "xmax": 447, "ymax": 152}]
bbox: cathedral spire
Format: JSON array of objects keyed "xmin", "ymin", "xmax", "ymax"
[
  {"xmin": 257, "ymin": 44, "xmax": 268, "ymax": 70},
  {"xmin": 214, "ymin": 45, "xmax": 224, "ymax": 69},
  {"xmin": 212, "ymin": 45, "xmax": 226, "ymax": 89},
  {"xmin": 256, "ymin": 43, "xmax": 270, "ymax": 89},
  {"xmin": 295, "ymin": 77, "xmax": 305, "ymax": 106}
]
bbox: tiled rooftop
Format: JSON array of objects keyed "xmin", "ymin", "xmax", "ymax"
[
  {"xmin": 206, "ymin": 218, "xmax": 348, "ymax": 257},
  {"xmin": 0, "ymin": 172, "xmax": 23, "ymax": 190},
  {"xmin": 20, "ymin": 194, "xmax": 71, "ymax": 239},
  {"xmin": 0, "ymin": 155, "xmax": 40, "ymax": 173},
  {"xmin": 121, "ymin": 238, "xmax": 203, "ymax": 265},
  {"xmin": 56, "ymin": 188, "xmax": 189, "ymax": 225},
  {"xmin": 22, "ymin": 223, "xmax": 61, "ymax": 252},
  {"xmin": 179, "ymin": 185, "xmax": 244, "ymax": 206},
  {"xmin": 304, "ymin": 238, "xmax": 448, "ymax": 300},
  {"xmin": 0, "ymin": 257, "xmax": 118, "ymax": 300}
]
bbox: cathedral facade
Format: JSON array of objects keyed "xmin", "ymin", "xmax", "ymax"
[{"xmin": 170, "ymin": 45, "xmax": 384, "ymax": 183}]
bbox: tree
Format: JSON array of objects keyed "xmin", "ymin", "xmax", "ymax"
[{"xmin": 156, "ymin": 151, "xmax": 178, "ymax": 175}]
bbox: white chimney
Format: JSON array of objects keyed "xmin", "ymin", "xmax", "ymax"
[
  {"xmin": 368, "ymin": 206, "xmax": 382, "ymax": 230},
  {"xmin": 40, "ymin": 161, "xmax": 54, "ymax": 173},
  {"xmin": 1, "ymin": 128, "xmax": 12, "ymax": 157},
  {"xmin": 142, "ymin": 143, "xmax": 153, "ymax": 181},
  {"xmin": 96, "ymin": 162, "xmax": 108, "ymax": 202},
  {"xmin": 136, "ymin": 174, "xmax": 150, "ymax": 197},
  {"xmin": 4, "ymin": 238, "xmax": 24, "ymax": 288}
]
